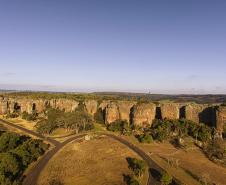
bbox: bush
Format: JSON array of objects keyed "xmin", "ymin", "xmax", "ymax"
[
  {"xmin": 137, "ymin": 134, "xmax": 153, "ymax": 143},
  {"xmin": 126, "ymin": 157, "xmax": 146, "ymax": 177},
  {"xmin": 6, "ymin": 112, "xmax": 18, "ymax": 119},
  {"xmin": 204, "ymin": 139, "xmax": 225, "ymax": 161},
  {"xmin": 21, "ymin": 111, "xmax": 37, "ymax": 121},
  {"xmin": 107, "ymin": 120, "xmax": 131, "ymax": 135},
  {"xmin": 160, "ymin": 172, "xmax": 172, "ymax": 185}
]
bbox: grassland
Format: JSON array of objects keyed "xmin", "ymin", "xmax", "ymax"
[
  {"xmin": 37, "ymin": 136, "xmax": 148, "ymax": 185},
  {"xmin": 121, "ymin": 135, "xmax": 226, "ymax": 185}
]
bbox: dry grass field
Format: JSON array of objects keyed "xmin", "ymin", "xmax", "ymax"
[
  {"xmin": 121, "ymin": 135, "xmax": 226, "ymax": 185},
  {"xmin": 5, "ymin": 117, "xmax": 36, "ymax": 130},
  {"xmin": 37, "ymin": 136, "xmax": 148, "ymax": 185}
]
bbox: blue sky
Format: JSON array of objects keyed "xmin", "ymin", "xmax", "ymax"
[{"xmin": 0, "ymin": 0, "xmax": 226, "ymax": 94}]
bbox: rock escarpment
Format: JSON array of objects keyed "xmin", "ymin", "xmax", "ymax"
[
  {"xmin": 131, "ymin": 103, "xmax": 156, "ymax": 127},
  {"xmin": 0, "ymin": 96, "xmax": 225, "ymax": 136},
  {"xmin": 185, "ymin": 104, "xmax": 208, "ymax": 123},
  {"xmin": 161, "ymin": 103, "xmax": 180, "ymax": 120},
  {"xmin": 216, "ymin": 106, "xmax": 226, "ymax": 134},
  {"xmin": 84, "ymin": 100, "xmax": 98, "ymax": 116}
]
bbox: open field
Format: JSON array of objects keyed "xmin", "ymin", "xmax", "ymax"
[
  {"xmin": 121, "ymin": 135, "xmax": 226, "ymax": 185},
  {"xmin": 37, "ymin": 136, "xmax": 148, "ymax": 185}
]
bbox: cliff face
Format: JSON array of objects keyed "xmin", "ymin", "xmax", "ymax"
[
  {"xmin": 161, "ymin": 103, "xmax": 179, "ymax": 120},
  {"xmin": 50, "ymin": 99, "xmax": 79, "ymax": 112},
  {"xmin": 84, "ymin": 100, "xmax": 98, "ymax": 116},
  {"xmin": 185, "ymin": 104, "xmax": 207, "ymax": 123},
  {"xmin": 105, "ymin": 102, "xmax": 120, "ymax": 124},
  {"xmin": 216, "ymin": 106, "xmax": 226, "ymax": 134},
  {"xmin": 132, "ymin": 103, "xmax": 156, "ymax": 127},
  {"xmin": 0, "ymin": 96, "xmax": 224, "ymax": 135},
  {"xmin": 0, "ymin": 98, "xmax": 8, "ymax": 114}
]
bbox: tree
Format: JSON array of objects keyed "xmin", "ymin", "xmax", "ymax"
[
  {"xmin": 126, "ymin": 157, "xmax": 146, "ymax": 177},
  {"xmin": 0, "ymin": 153, "xmax": 21, "ymax": 181},
  {"xmin": 137, "ymin": 134, "xmax": 153, "ymax": 143},
  {"xmin": 0, "ymin": 132, "xmax": 22, "ymax": 152},
  {"xmin": 160, "ymin": 172, "xmax": 172, "ymax": 185}
]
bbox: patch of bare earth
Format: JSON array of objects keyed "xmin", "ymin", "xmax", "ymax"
[{"xmin": 37, "ymin": 136, "xmax": 148, "ymax": 185}]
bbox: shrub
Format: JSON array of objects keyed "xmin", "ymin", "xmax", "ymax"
[
  {"xmin": 107, "ymin": 120, "xmax": 131, "ymax": 135},
  {"xmin": 160, "ymin": 172, "xmax": 172, "ymax": 185},
  {"xmin": 21, "ymin": 111, "xmax": 37, "ymax": 121},
  {"xmin": 126, "ymin": 157, "xmax": 146, "ymax": 177},
  {"xmin": 204, "ymin": 139, "xmax": 225, "ymax": 161},
  {"xmin": 137, "ymin": 134, "xmax": 153, "ymax": 143},
  {"xmin": 123, "ymin": 174, "xmax": 140, "ymax": 185},
  {"xmin": 6, "ymin": 112, "xmax": 18, "ymax": 119}
]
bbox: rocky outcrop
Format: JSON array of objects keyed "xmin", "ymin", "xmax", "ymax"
[
  {"xmin": 105, "ymin": 102, "xmax": 120, "ymax": 124},
  {"xmin": 84, "ymin": 100, "xmax": 98, "ymax": 115},
  {"xmin": 216, "ymin": 106, "xmax": 226, "ymax": 134},
  {"xmin": 185, "ymin": 104, "xmax": 207, "ymax": 123},
  {"xmin": 50, "ymin": 99, "xmax": 79, "ymax": 112},
  {"xmin": 98, "ymin": 100, "xmax": 111, "ymax": 111},
  {"xmin": 132, "ymin": 103, "xmax": 156, "ymax": 127},
  {"xmin": 117, "ymin": 101, "xmax": 136, "ymax": 123},
  {"xmin": 0, "ymin": 98, "xmax": 8, "ymax": 114},
  {"xmin": 161, "ymin": 103, "xmax": 179, "ymax": 120},
  {"xmin": 0, "ymin": 95, "xmax": 224, "ymax": 134}
]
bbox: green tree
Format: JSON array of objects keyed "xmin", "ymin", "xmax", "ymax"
[
  {"xmin": 160, "ymin": 172, "xmax": 172, "ymax": 185},
  {"xmin": 127, "ymin": 158, "xmax": 146, "ymax": 177},
  {"xmin": 0, "ymin": 132, "xmax": 22, "ymax": 152}
]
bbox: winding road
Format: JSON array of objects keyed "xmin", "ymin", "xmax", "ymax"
[{"xmin": 0, "ymin": 119, "xmax": 171, "ymax": 185}]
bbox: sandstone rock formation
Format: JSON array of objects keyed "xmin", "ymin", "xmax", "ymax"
[
  {"xmin": 105, "ymin": 102, "xmax": 120, "ymax": 124},
  {"xmin": 185, "ymin": 104, "xmax": 207, "ymax": 123},
  {"xmin": 84, "ymin": 100, "xmax": 98, "ymax": 115},
  {"xmin": 0, "ymin": 95, "xmax": 225, "ymax": 135},
  {"xmin": 216, "ymin": 106, "xmax": 226, "ymax": 134},
  {"xmin": 0, "ymin": 98, "xmax": 8, "ymax": 114},
  {"xmin": 117, "ymin": 101, "xmax": 136, "ymax": 123},
  {"xmin": 132, "ymin": 103, "xmax": 156, "ymax": 127},
  {"xmin": 161, "ymin": 103, "xmax": 179, "ymax": 120},
  {"xmin": 50, "ymin": 99, "xmax": 79, "ymax": 112}
]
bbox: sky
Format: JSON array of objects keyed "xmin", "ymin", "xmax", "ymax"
[{"xmin": 0, "ymin": 0, "xmax": 226, "ymax": 94}]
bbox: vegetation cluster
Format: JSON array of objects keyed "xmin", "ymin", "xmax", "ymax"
[
  {"xmin": 0, "ymin": 131, "xmax": 48, "ymax": 185},
  {"xmin": 35, "ymin": 104, "xmax": 94, "ymax": 134},
  {"xmin": 124, "ymin": 157, "xmax": 146, "ymax": 185}
]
